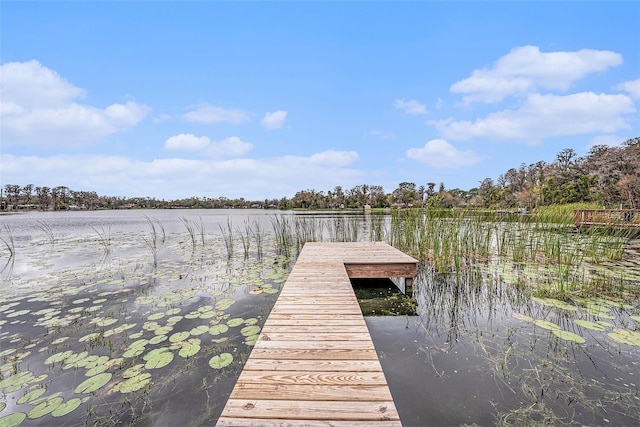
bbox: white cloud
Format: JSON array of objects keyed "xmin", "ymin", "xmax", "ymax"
[
  {"xmin": 394, "ymin": 99, "xmax": 428, "ymax": 115},
  {"xmin": 434, "ymin": 92, "xmax": 635, "ymax": 143},
  {"xmin": 0, "ymin": 149, "xmax": 363, "ymax": 200},
  {"xmin": 261, "ymin": 110, "xmax": 288, "ymax": 130},
  {"xmin": 164, "ymin": 134, "xmax": 253, "ymax": 157},
  {"xmin": 183, "ymin": 104, "xmax": 250, "ymax": 125},
  {"xmin": 206, "ymin": 136, "xmax": 253, "ymax": 158},
  {"xmin": 616, "ymin": 77, "xmax": 640, "ymax": 100},
  {"xmin": 165, "ymin": 133, "xmax": 211, "ymax": 151},
  {"xmin": 588, "ymin": 134, "xmax": 624, "ymax": 149},
  {"xmin": 451, "ymin": 46, "xmax": 623, "ymax": 104},
  {"xmin": 0, "ymin": 60, "xmax": 149, "ymax": 147},
  {"xmin": 308, "ymin": 149, "xmax": 359, "ymax": 166},
  {"xmin": 153, "ymin": 113, "xmax": 172, "ymax": 123},
  {"xmin": 406, "ymin": 139, "xmax": 481, "ymax": 168}
]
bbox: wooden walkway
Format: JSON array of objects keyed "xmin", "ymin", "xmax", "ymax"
[
  {"xmin": 217, "ymin": 242, "xmax": 418, "ymax": 427},
  {"xmin": 574, "ymin": 209, "xmax": 640, "ymax": 233}
]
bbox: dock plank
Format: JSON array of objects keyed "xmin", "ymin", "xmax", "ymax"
[{"xmin": 216, "ymin": 242, "xmax": 417, "ymax": 426}]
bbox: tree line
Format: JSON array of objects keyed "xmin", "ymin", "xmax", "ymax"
[{"xmin": 2, "ymin": 137, "xmax": 638, "ymax": 211}]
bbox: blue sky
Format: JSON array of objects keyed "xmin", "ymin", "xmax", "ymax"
[{"xmin": 1, "ymin": 1, "xmax": 639, "ymax": 200}]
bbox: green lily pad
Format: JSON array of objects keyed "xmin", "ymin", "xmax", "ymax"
[
  {"xmin": 51, "ymin": 398, "xmax": 82, "ymax": 417},
  {"xmin": 149, "ymin": 335, "xmax": 167, "ymax": 345},
  {"xmin": 117, "ymin": 373, "xmax": 152, "ymax": 393},
  {"xmin": 574, "ymin": 319, "xmax": 607, "ymax": 331},
  {"xmin": 241, "ymin": 325, "xmax": 261, "ymax": 336},
  {"xmin": 122, "ymin": 364, "xmax": 145, "ymax": 379},
  {"xmin": 178, "ymin": 339, "xmax": 201, "ymax": 358},
  {"xmin": 155, "ymin": 326, "xmax": 173, "ymax": 336},
  {"xmin": 147, "ymin": 313, "xmax": 165, "ymax": 321},
  {"xmin": 16, "ymin": 387, "xmax": 46, "ymax": 405},
  {"xmin": 190, "ymin": 325, "xmax": 209, "ymax": 335},
  {"xmin": 226, "ymin": 318, "xmax": 244, "ymax": 327},
  {"xmin": 165, "ymin": 308, "xmax": 181, "ymax": 316},
  {"xmin": 144, "ymin": 349, "xmax": 174, "ymax": 369},
  {"xmin": 551, "ymin": 329, "xmax": 586, "ymax": 343},
  {"xmin": 27, "ymin": 396, "xmax": 63, "ymax": 419},
  {"xmin": 215, "ymin": 299, "xmax": 236, "ymax": 310},
  {"xmin": 209, "ymin": 353, "xmax": 233, "ymax": 369},
  {"xmin": 74, "ymin": 373, "xmax": 112, "ymax": 394},
  {"xmin": 44, "ymin": 350, "xmax": 73, "ymax": 365},
  {"xmin": 209, "ymin": 324, "xmax": 229, "ymax": 335},
  {"xmin": 169, "ymin": 331, "xmax": 190, "ymax": 343},
  {"xmin": 630, "ymin": 315, "xmax": 640, "ymax": 322},
  {"xmin": 0, "ymin": 371, "xmax": 35, "ymax": 392},
  {"xmin": 0, "ymin": 412, "xmax": 26, "ymax": 427},
  {"xmin": 532, "ymin": 297, "xmax": 577, "ymax": 311},
  {"xmin": 608, "ymin": 329, "xmax": 640, "ymax": 347}
]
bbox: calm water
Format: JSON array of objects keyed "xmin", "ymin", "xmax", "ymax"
[{"xmin": 1, "ymin": 210, "xmax": 639, "ymax": 426}]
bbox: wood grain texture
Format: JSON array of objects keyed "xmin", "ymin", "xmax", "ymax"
[{"xmin": 216, "ymin": 242, "xmax": 417, "ymax": 426}]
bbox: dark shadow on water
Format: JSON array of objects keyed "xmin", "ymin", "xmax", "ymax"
[{"xmin": 351, "ymin": 278, "xmax": 417, "ymax": 316}]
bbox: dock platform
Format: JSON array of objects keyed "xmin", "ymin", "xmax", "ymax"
[{"xmin": 216, "ymin": 242, "xmax": 418, "ymax": 427}]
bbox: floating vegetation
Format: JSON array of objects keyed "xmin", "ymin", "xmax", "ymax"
[
  {"xmin": 209, "ymin": 353, "xmax": 233, "ymax": 369},
  {"xmin": 608, "ymin": 329, "xmax": 640, "ymax": 347}
]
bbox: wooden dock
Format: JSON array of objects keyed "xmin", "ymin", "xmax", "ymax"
[
  {"xmin": 574, "ymin": 209, "xmax": 640, "ymax": 233},
  {"xmin": 217, "ymin": 242, "xmax": 418, "ymax": 427}
]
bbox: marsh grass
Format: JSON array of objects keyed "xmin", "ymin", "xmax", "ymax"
[
  {"xmin": 92, "ymin": 226, "xmax": 112, "ymax": 258},
  {"xmin": 142, "ymin": 216, "xmax": 164, "ymax": 266},
  {"xmin": 219, "ymin": 218, "xmax": 234, "ymax": 259},
  {"xmin": 36, "ymin": 220, "xmax": 56, "ymax": 246}
]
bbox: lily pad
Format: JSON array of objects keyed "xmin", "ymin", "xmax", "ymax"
[
  {"xmin": 178, "ymin": 339, "xmax": 201, "ymax": 358},
  {"xmin": 190, "ymin": 325, "xmax": 209, "ymax": 335},
  {"xmin": 74, "ymin": 372, "xmax": 112, "ymax": 394},
  {"xmin": 209, "ymin": 353, "xmax": 233, "ymax": 369},
  {"xmin": 226, "ymin": 318, "xmax": 244, "ymax": 327},
  {"xmin": 241, "ymin": 325, "xmax": 261, "ymax": 337},
  {"xmin": 144, "ymin": 348, "xmax": 174, "ymax": 369},
  {"xmin": 51, "ymin": 398, "xmax": 82, "ymax": 417},
  {"xmin": 27, "ymin": 396, "xmax": 63, "ymax": 419},
  {"xmin": 574, "ymin": 319, "xmax": 607, "ymax": 331},
  {"xmin": 117, "ymin": 373, "xmax": 152, "ymax": 393},
  {"xmin": 169, "ymin": 331, "xmax": 190, "ymax": 343},
  {"xmin": 209, "ymin": 324, "xmax": 229, "ymax": 335},
  {"xmin": 0, "ymin": 412, "xmax": 26, "ymax": 427},
  {"xmin": 215, "ymin": 299, "xmax": 236, "ymax": 310},
  {"xmin": 16, "ymin": 387, "xmax": 46, "ymax": 405},
  {"xmin": 551, "ymin": 329, "xmax": 586, "ymax": 343},
  {"xmin": 608, "ymin": 329, "xmax": 640, "ymax": 347},
  {"xmin": 122, "ymin": 364, "xmax": 145, "ymax": 379}
]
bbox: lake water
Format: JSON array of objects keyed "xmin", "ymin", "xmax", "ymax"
[{"xmin": 1, "ymin": 210, "xmax": 639, "ymax": 426}]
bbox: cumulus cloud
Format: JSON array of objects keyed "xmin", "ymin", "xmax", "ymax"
[
  {"xmin": 0, "ymin": 60, "xmax": 149, "ymax": 147},
  {"xmin": 451, "ymin": 46, "xmax": 623, "ymax": 104},
  {"xmin": 394, "ymin": 99, "xmax": 428, "ymax": 115},
  {"xmin": 406, "ymin": 139, "xmax": 481, "ymax": 168},
  {"xmin": 183, "ymin": 104, "xmax": 250, "ymax": 125},
  {"xmin": 616, "ymin": 77, "xmax": 640, "ymax": 100},
  {"xmin": 165, "ymin": 133, "xmax": 211, "ymax": 151},
  {"xmin": 434, "ymin": 92, "xmax": 635, "ymax": 143},
  {"xmin": 0, "ymin": 149, "xmax": 363, "ymax": 200},
  {"xmin": 261, "ymin": 110, "xmax": 288, "ymax": 130},
  {"xmin": 164, "ymin": 133, "xmax": 253, "ymax": 157},
  {"xmin": 308, "ymin": 149, "xmax": 359, "ymax": 166}
]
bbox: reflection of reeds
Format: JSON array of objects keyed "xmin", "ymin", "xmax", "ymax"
[
  {"xmin": 92, "ymin": 226, "xmax": 112, "ymax": 257},
  {"xmin": 180, "ymin": 216, "xmax": 206, "ymax": 251},
  {"xmin": 1, "ymin": 224, "xmax": 15, "ymax": 258},
  {"xmin": 142, "ymin": 215, "xmax": 163, "ymax": 266},
  {"xmin": 36, "ymin": 220, "xmax": 56, "ymax": 246}
]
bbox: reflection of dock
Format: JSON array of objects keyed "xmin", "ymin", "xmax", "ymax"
[
  {"xmin": 574, "ymin": 209, "xmax": 640, "ymax": 233},
  {"xmin": 217, "ymin": 242, "xmax": 418, "ymax": 426}
]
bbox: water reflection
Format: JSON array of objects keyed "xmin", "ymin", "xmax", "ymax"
[{"xmin": 368, "ymin": 264, "xmax": 640, "ymax": 426}]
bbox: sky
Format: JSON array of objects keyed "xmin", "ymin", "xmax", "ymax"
[{"xmin": 1, "ymin": 1, "xmax": 639, "ymax": 201}]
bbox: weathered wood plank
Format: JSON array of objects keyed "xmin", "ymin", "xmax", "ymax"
[
  {"xmin": 247, "ymin": 349, "xmax": 379, "ymax": 360},
  {"xmin": 220, "ymin": 400, "xmax": 400, "ymax": 421},
  {"xmin": 242, "ymin": 359, "xmax": 383, "ymax": 372},
  {"xmin": 230, "ymin": 383, "xmax": 393, "ymax": 401},
  {"xmin": 217, "ymin": 418, "xmax": 401, "ymax": 427}
]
